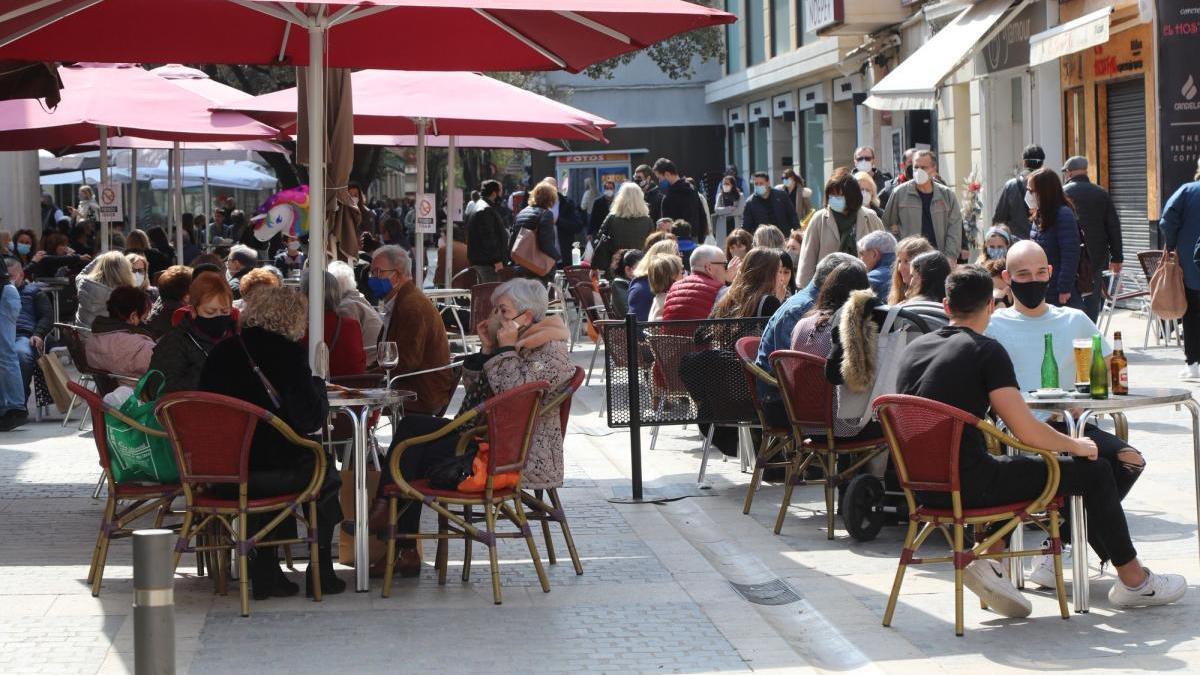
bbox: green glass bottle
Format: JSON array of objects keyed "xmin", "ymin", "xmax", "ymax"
[
  {"xmin": 1090, "ymin": 334, "xmax": 1108, "ymax": 399},
  {"xmin": 1040, "ymin": 333, "xmax": 1059, "ymax": 390}
]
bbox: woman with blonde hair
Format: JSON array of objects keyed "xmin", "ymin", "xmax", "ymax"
[
  {"xmin": 855, "ymin": 170, "xmax": 884, "ymax": 220},
  {"xmin": 887, "ymin": 235, "xmax": 935, "ymax": 305},
  {"xmin": 627, "ymin": 239, "xmax": 683, "ymax": 321},
  {"xmin": 753, "ymin": 224, "xmax": 786, "ymax": 250},
  {"xmin": 710, "ymin": 247, "xmax": 782, "ymax": 319},
  {"xmin": 512, "ymin": 179, "xmax": 560, "ymax": 281},
  {"xmin": 75, "ymin": 250, "xmax": 134, "ymax": 327},
  {"xmin": 593, "ymin": 181, "xmax": 654, "ymax": 266},
  {"xmin": 646, "ymin": 253, "xmax": 684, "ymax": 321},
  {"xmin": 125, "ymin": 252, "xmax": 151, "ymax": 293}
]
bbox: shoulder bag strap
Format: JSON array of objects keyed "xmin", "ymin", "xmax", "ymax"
[{"xmin": 237, "ymin": 335, "xmax": 283, "ymax": 410}]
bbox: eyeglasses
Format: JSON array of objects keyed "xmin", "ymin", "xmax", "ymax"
[
  {"xmin": 371, "ymin": 268, "xmax": 397, "ymax": 278},
  {"xmin": 710, "ymin": 260, "xmax": 729, "ymax": 268},
  {"xmin": 855, "ymin": 155, "xmax": 874, "ymax": 162}
]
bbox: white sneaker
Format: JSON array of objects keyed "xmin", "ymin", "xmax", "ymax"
[
  {"xmin": 1029, "ymin": 543, "xmax": 1071, "ymax": 588},
  {"xmin": 1179, "ymin": 363, "xmax": 1200, "ymax": 380},
  {"xmin": 963, "ymin": 559, "xmax": 1032, "ymax": 618},
  {"xmin": 1108, "ymin": 568, "xmax": 1187, "ymax": 608}
]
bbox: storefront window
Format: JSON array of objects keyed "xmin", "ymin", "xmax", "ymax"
[
  {"xmin": 752, "ymin": 121, "xmax": 770, "ymax": 173},
  {"xmin": 802, "ymin": 108, "xmax": 824, "ymax": 205},
  {"xmin": 1065, "ymin": 87, "xmax": 1085, "ymax": 160},
  {"xmin": 726, "ymin": 0, "xmax": 742, "ymax": 74},
  {"xmin": 729, "ymin": 124, "xmax": 746, "ymax": 176},
  {"xmin": 771, "ymin": 0, "xmax": 790, "ymax": 57},
  {"xmin": 747, "ymin": 0, "xmax": 766, "ymax": 66}
]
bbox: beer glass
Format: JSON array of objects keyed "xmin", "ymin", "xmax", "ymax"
[{"xmin": 1072, "ymin": 338, "xmax": 1092, "ymax": 391}]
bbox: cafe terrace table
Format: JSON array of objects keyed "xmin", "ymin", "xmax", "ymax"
[
  {"xmin": 423, "ymin": 287, "xmax": 472, "ymax": 348},
  {"xmin": 1023, "ymin": 387, "xmax": 1200, "ymax": 613},
  {"xmin": 327, "ymin": 386, "xmax": 416, "ymax": 592}
]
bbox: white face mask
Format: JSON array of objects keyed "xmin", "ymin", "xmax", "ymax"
[
  {"xmin": 913, "ymin": 168, "xmax": 931, "ymax": 186},
  {"xmin": 722, "ymin": 184, "xmax": 732, "ymax": 193},
  {"xmin": 132, "ymin": 272, "xmax": 145, "ymax": 287},
  {"xmin": 855, "ymin": 159, "xmax": 872, "ymax": 173},
  {"xmin": 603, "ymin": 190, "xmax": 614, "ymax": 198},
  {"xmin": 287, "ymin": 241, "xmax": 301, "ymax": 252},
  {"xmin": 1024, "ymin": 189, "xmax": 1039, "ymax": 211}
]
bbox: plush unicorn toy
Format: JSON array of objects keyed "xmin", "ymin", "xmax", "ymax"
[{"xmin": 253, "ymin": 185, "xmax": 310, "ymax": 242}]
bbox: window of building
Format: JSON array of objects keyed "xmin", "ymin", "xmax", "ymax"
[
  {"xmin": 797, "ymin": 0, "xmax": 817, "ymax": 47},
  {"xmin": 747, "ymin": 0, "xmax": 766, "ymax": 66},
  {"xmin": 772, "ymin": 0, "xmax": 790, "ymax": 56},
  {"xmin": 726, "ymin": 0, "xmax": 743, "ymax": 74},
  {"xmin": 801, "ymin": 109, "xmax": 825, "ymax": 205},
  {"xmin": 752, "ymin": 120, "xmax": 770, "ymax": 173},
  {"xmin": 1064, "ymin": 87, "xmax": 1085, "ymax": 159}
]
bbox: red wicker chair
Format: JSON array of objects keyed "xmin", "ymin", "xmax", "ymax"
[
  {"xmin": 874, "ymin": 395, "xmax": 1068, "ymax": 636},
  {"xmin": 68, "ymin": 381, "xmax": 180, "ymax": 596},
  {"xmin": 733, "ymin": 337, "xmax": 800, "ymax": 515},
  {"xmin": 157, "ymin": 391, "xmax": 328, "ymax": 617},
  {"xmin": 571, "ymin": 282, "xmax": 608, "ymax": 386},
  {"xmin": 769, "ymin": 350, "xmax": 888, "ymax": 538},
  {"xmin": 380, "ymin": 380, "xmax": 551, "ymax": 604}
]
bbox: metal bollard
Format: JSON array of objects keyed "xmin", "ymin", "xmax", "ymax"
[{"xmin": 133, "ymin": 529, "xmax": 176, "ymax": 675}]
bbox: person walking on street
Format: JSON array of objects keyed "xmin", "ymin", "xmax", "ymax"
[
  {"xmin": 853, "ymin": 146, "xmax": 892, "ymax": 195},
  {"xmin": 778, "ymin": 169, "xmax": 815, "ymax": 229},
  {"xmin": 466, "ymin": 180, "xmax": 510, "ymax": 283},
  {"xmin": 881, "ymin": 149, "xmax": 962, "ymax": 261},
  {"xmin": 588, "ymin": 180, "xmax": 616, "ymax": 240},
  {"xmin": 543, "ymin": 177, "xmax": 583, "ymax": 267},
  {"xmin": 743, "ymin": 172, "xmax": 800, "ymax": 234},
  {"xmin": 879, "ymin": 148, "xmax": 915, "ymax": 210},
  {"xmin": 992, "ymin": 144, "xmax": 1046, "ymax": 239},
  {"xmin": 592, "ymin": 182, "xmax": 654, "ymax": 268},
  {"xmin": 1159, "ymin": 159, "xmax": 1200, "ymax": 379},
  {"xmin": 635, "ymin": 164, "xmax": 666, "ymax": 223},
  {"xmin": 654, "ymin": 158, "xmax": 707, "ymax": 243},
  {"xmin": 1027, "ymin": 168, "xmax": 1081, "ymax": 309},
  {"xmin": 712, "ymin": 174, "xmax": 744, "ymax": 240},
  {"xmin": 795, "ymin": 168, "xmax": 884, "ymax": 287},
  {"xmin": 1062, "ymin": 156, "xmax": 1123, "ymax": 321}
]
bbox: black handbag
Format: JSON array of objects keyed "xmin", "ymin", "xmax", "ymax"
[{"xmin": 425, "ymin": 447, "xmax": 478, "ymax": 489}]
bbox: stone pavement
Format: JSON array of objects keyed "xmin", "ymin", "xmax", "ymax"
[{"xmin": 4, "ymin": 310, "xmax": 1200, "ymax": 674}]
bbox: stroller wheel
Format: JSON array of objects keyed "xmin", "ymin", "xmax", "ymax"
[{"xmin": 841, "ymin": 474, "xmax": 885, "ymax": 542}]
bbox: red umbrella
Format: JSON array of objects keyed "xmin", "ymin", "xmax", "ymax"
[
  {"xmin": 360, "ymin": 135, "xmax": 561, "ymax": 151},
  {"xmin": 221, "ymin": 69, "xmax": 612, "ymax": 141}
]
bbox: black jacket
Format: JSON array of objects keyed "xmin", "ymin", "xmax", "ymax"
[
  {"xmin": 198, "ymin": 326, "xmax": 328, "ymax": 472},
  {"xmin": 512, "ymin": 205, "xmax": 561, "ymax": 264},
  {"xmin": 466, "ymin": 199, "xmax": 510, "ymax": 266},
  {"xmin": 588, "ymin": 194, "xmax": 612, "ymax": 238},
  {"xmin": 642, "ymin": 184, "xmax": 665, "ymax": 222},
  {"xmin": 554, "ymin": 192, "xmax": 584, "ymax": 236},
  {"xmin": 661, "ymin": 179, "xmax": 705, "ymax": 239},
  {"xmin": 15, "ymin": 281, "xmax": 51, "ymax": 339},
  {"xmin": 1064, "ymin": 175, "xmax": 1123, "ymax": 270},
  {"xmin": 742, "ymin": 188, "xmax": 800, "ymax": 232},
  {"xmin": 148, "ymin": 314, "xmax": 229, "ymax": 394},
  {"xmin": 992, "ymin": 174, "xmax": 1033, "ymax": 239}
]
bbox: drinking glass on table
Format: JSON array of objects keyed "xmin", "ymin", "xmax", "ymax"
[
  {"xmin": 378, "ymin": 341, "xmax": 399, "ymax": 388},
  {"xmin": 1072, "ymin": 338, "xmax": 1092, "ymax": 392}
]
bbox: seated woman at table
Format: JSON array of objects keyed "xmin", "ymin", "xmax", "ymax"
[
  {"xmin": 85, "ymin": 286, "xmax": 155, "ymax": 377},
  {"xmin": 368, "ymin": 278, "xmax": 574, "ymax": 577},
  {"xmin": 149, "ymin": 273, "xmax": 237, "ymax": 394},
  {"xmin": 198, "ymin": 286, "xmax": 344, "ymax": 599},
  {"xmin": 124, "ymin": 252, "xmax": 157, "ymax": 302},
  {"xmin": 144, "ymin": 265, "xmax": 192, "ymax": 340},
  {"xmin": 302, "ymin": 271, "xmax": 367, "ymax": 377},
  {"xmin": 232, "ymin": 267, "xmax": 280, "ymax": 311},
  {"xmin": 328, "ymin": 260, "xmax": 383, "ymax": 361},
  {"xmin": 24, "ymin": 232, "xmax": 89, "ymax": 282},
  {"xmin": 75, "ymin": 251, "xmax": 134, "ymax": 328}
]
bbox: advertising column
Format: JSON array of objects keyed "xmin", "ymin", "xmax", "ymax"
[{"xmin": 1157, "ymin": 1, "xmax": 1200, "ymax": 204}]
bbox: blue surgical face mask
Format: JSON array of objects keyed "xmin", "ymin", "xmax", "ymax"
[
  {"xmin": 367, "ymin": 276, "xmax": 394, "ymax": 299},
  {"xmin": 754, "ymin": 184, "xmax": 768, "ymax": 197},
  {"xmin": 986, "ymin": 246, "xmax": 1007, "ymax": 260},
  {"xmin": 659, "ymin": 178, "xmax": 670, "ymax": 191},
  {"xmin": 827, "ymin": 195, "xmax": 847, "ymax": 213},
  {"xmin": 16, "ymin": 242, "xmax": 30, "ymax": 256}
]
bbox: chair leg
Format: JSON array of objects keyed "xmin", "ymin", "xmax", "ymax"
[
  {"xmin": 237, "ymin": 514, "xmax": 250, "ymax": 617},
  {"xmin": 535, "ymin": 489, "xmax": 556, "ymax": 565},
  {"xmin": 774, "ymin": 455, "xmax": 800, "ymax": 535},
  {"xmin": 282, "ymin": 544, "xmax": 295, "ymax": 571},
  {"xmin": 308, "ymin": 501, "xmax": 322, "ymax": 602},
  {"xmin": 172, "ymin": 509, "xmax": 195, "ymax": 572},
  {"xmin": 882, "ymin": 519, "xmax": 919, "ymax": 627},
  {"xmin": 697, "ymin": 425, "xmax": 715, "ymax": 487},
  {"xmin": 436, "ymin": 514, "xmax": 449, "ymax": 586},
  {"xmin": 548, "ymin": 489, "xmax": 583, "ymax": 575},
  {"xmin": 462, "ymin": 505, "xmax": 474, "ymax": 582},
  {"xmin": 743, "ymin": 436, "xmax": 773, "ymax": 515},
  {"xmin": 953, "ymin": 523, "xmax": 966, "ymax": 637},
  {"xmin": 88, "ymin": 494, "xmax": 117, "ymax": 594},
  {"xmin": 514, "ymin": 497, "xmax": 551, "ymax": 594},
  {"xmin": 824, "ymin": 454, "xmax": 836, "ymax": 541},
  {"xmin": 484, "ymin": 503, "xmax": 503, "ymax": 605},
  {"xmin": 381, "ymin": 498, "xmax": 399, "ymax": 598},
  {"xmin": 62, "ymin": 391, "xmax": 80, "ymax": 427},
  {"xmin": 1050, "ymin": 510, "xmax": 1069, "ymax": 620},
  {"xmin": 585, "ymin": 341, "xmax": 600, "ymax": 387},
  {"xmin": 91, "ymin": 470, "xmax": 106, "ymax": 500},
  {"xmin": 649, "ymin": 399, "xmax": 666, "ymax": 452}
]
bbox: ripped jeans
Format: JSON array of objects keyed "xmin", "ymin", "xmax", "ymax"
[{"xmin": 1048, "ymin": 421, "xmax": 1145, "ymax": 564}]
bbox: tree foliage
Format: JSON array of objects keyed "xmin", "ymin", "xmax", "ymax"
[{"xmin": 580, "ymin": 1, "xmax": 725, "ymax": 81}]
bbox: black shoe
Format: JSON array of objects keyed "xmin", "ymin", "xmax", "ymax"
[
  {"xmin": 250, "ymin": 552, "xmax": 298, "ymax": 601},
  {"xmin": 0, "ymin": 409, "xmax": 28, "ymax": 432},
  {"xmin": 306, "ymin": 547, "xmax": 347, "ymax": 597}
]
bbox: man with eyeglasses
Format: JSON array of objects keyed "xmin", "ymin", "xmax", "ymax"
[
  {"xmin": 661, "ymin": 244, "xmax": 729, "ymax": 321},
  {"xmin": 853, "ymin": 146, "xmax": 892, "ymax": 195}
]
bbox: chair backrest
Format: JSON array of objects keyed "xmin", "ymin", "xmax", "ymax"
[
  {"xmin": 470, "ymin": 281, "xmax": 502, "ymax": 330},
  {"xmin": 495, "ymin": 267, "xmax": 517, "ymax": 282},
  {"xmin": 1138, "ymin": 250, "xmax": 1163, "ymax": 280},
  {"xmin": 549, "ymin": 366, "xmax": 586, "ymax": 440},
  {"xmin": 734, "ymin": 336, "xmax": 770, "ymax": 410},
  {"xmin": 646, "ymin": 332, "xmax": 696, "ymax": 395},
  {"xmin": 433, "ymin": 362, "xmax": 464, "ymax": 417},
  {"xmin": 769, "ymin": 350, "xmax": 834, "ymax": 430},
  {"xmin": 67, "ymin": 381, "xmax": 115, "ymax": 473},
  {"xmin": 451, "ymin": 267, "xmax": 479, "ymax": 290},
  {"xmin": 563, "ymin": 265, "xmax": 591, "ymax": 289},
  {"xmin": 57, "ymin": 323, "xmax": 94, "ymax": 374},
  {"xmin": 873, "ymin": 394, "xmax": 978, "ymax": 494},
  {"xmin": 156, "ymin": 392, "xmax": 267, "ymax": 485},
  {"xmin": 572, "ymin": 281, "xmax": 606, "ymax": 327},
  {"xmin": 480, "ymin": 380, "xmax": 549, "ymax": 475}
]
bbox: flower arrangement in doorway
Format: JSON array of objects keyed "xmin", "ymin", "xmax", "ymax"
[{"xmin": 961, "ymin": 169, "xmax": 983, "ymax": 259}]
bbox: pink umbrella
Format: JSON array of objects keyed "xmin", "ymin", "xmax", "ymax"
[{"xmin": 359, "ymin": 135, "xmax": 561, "ymax": 151}]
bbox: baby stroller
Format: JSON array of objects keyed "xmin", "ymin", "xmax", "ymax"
[{"xmin": 835, "ymin": 305, "xmax": 934, "ymax": 542}]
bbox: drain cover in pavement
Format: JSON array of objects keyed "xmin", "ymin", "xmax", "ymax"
[{"xmin": 729, "ymin": 579, "xmax": 801, "ymax": 606}]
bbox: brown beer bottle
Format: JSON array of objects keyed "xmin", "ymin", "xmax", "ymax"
[{"xmin": 1111, "ymin": 331, "xmax": 1129, "ymax": 395}]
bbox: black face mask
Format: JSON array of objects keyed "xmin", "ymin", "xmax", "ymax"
[
  {"xmin": 193, "ymin": 314, "xmax": 233, "ymax": 340},
  {"xmin": 1009, "ymin": 279, "xmax": 1049, "ymax": 309}
]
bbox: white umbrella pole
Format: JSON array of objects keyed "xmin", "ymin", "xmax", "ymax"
[
  {"xmin": 306, "ymin": 22, "xmax": 327, "ymax": 369},
  {"xmin": 203, "ymin": 160, "xmax": 211, "ymax": 249},
  {"xmin": 99, "ymin": 125, "xmax": 109, "ymax": 252},
  {"xmin": 414, "ymin": 119, "xmax": 426, "ymax": 288},
  {"xmin": 445, "ymin": 134, "xmax": 456, "ymax": 290},
  {"xmin": 129, "ymin": 149, "xmax": 138, "ymax": 232},
  {"xmin": 174, "ymin": 143, "xmax": 184, "ymax": 265}
]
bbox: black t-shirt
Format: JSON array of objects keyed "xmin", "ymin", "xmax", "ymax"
[
  {"xmin": 895, "ymin": 325, "xmax": 1019, "ymax": 490},
  {"xmin": 918, "ymin": 190, "xmax": 937, "ymax": 246}
]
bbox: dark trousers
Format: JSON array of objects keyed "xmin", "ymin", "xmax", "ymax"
[
  {"xmin": 556, "ymin": 224, "xmax": 577, "ymax": 266},
  {"xmin": 378, "ymin": 415, "xmax": 459, "ymax": 546},
  {"xmin": 1082, "ymin": 268, "xmax": 1108, "ymax": 323},
  {"xmin": 1183, "ymin": 288, "xmax": 1200, "ymax": 364}
]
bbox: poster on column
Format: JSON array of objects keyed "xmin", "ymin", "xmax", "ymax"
[
  {"xmin": 414, "ymin": 192, "xmax": 436, "ymax": 234},
  {"xmin": 97, "ymin": 183, "xmax": 123, "ymax": 223},
  {"xmin": 1157, "ymin": 0, "xmax": 1200, "ymax": 205}
]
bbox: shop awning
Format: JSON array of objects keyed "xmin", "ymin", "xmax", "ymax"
[
  {"xmin": 1029, "ymin": 5, "xmax": 1113, "ymax": 67},
  {"xmin": 863, "ymin": 0, "xmax": 1033, "ymax": 111}
]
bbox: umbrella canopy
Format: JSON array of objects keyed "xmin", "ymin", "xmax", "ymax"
[
  {"xmin": 222, "ymin": 69, "xmax": 613, "ymax": 141},
  {"xmin": 0, "ymin": 1, "xmax": 733, "ymax": 73},
  {"xmin": 0, "ymin": 63, "xmax": 278, "ymax": 151},
  {"xmin": 369, "ymin": 135, "xmax": 561, "ymax": 151}
]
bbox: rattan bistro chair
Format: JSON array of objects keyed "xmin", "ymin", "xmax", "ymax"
[
  {"xmin": 157, "ymin": 392, "xmax": 328, "ymax": 617},
  {"xmin": 734, "ymin": 337, "xmax": 800, "ymax": 515},
  {"xmin": 381, "ymin": 381, "xmax": 551, "ymax": 604},
  {"xmin": 873, "ymin": 395, "xmax": 1069, "ymax": 636},
  {"xmin": 571, "ymin": 282, "xmax": 609, "ymax": 386},
  {"xmin": 770, "ymin": 350, "xmax": 888, "ymax": 538},
  {"xmin": 69, "ymin": 382, "xmax": 181, "ymax": 597}
]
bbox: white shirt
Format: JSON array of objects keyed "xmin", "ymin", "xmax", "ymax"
[{"xmin": 986, "ymin": 304, "xmax": 1111, "ymax": 394}]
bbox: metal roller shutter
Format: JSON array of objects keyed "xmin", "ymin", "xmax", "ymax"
[{"xmin": 1106, "ymin": 78, "xmax": 1150, "ymax": 258}]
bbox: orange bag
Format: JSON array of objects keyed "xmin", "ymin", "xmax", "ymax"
[{"xmin": 456, "ymin": 442, "xmax": 519, "ymax": 493}]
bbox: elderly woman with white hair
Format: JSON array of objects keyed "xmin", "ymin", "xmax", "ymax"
[
  {"xmin": 368, "ymin": 278, "xmax": 574, "ymax": 577},
  {"xmin": 328, "ymin": 260, "xmax": 383, "ymax": 360},
  {"xmin": 856, "ymin": 229, "xmax": 897, "ymax": 303},
  {"xmin": 198, "ymin": 286, "xmax": 344, "ymax": 600}
]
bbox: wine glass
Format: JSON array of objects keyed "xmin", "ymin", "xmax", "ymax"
[{"xmin": 377, "ymin": 341, "xmax": 399, "ymax": 389}]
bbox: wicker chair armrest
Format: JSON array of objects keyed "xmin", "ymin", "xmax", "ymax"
[
  {"xmin": 104, "ymin": 406, "xmax": 168, "ymax": 438},
  {"xmin": 975, "ymin": 420, "xmax": 1062, "ymax": 510},
  {"xmin": 742, "ymin": 359, "xmax": 778, "ymax": 388},
  {"xmin": 264, "ymin": 416, "xmax": 328, "ymax": 502}
]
